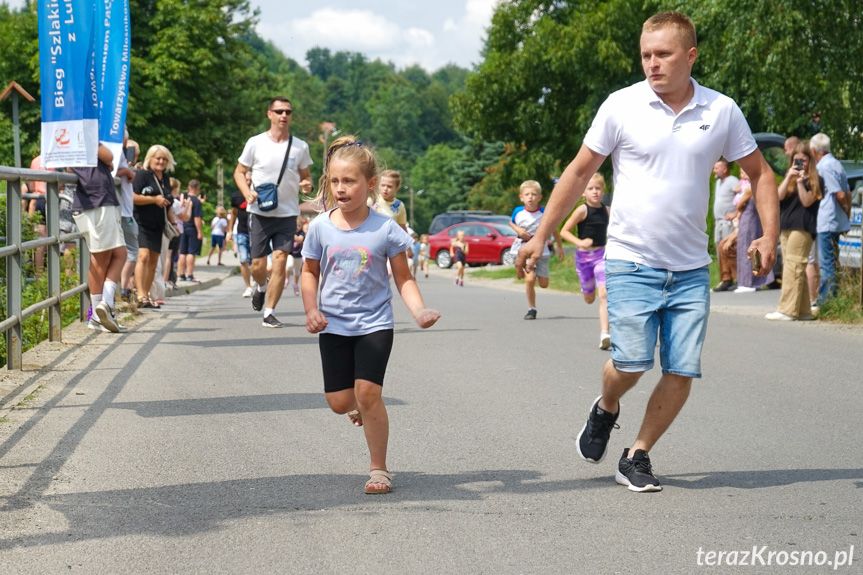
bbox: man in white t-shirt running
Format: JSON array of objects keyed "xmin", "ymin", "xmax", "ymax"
[
  {"xmin": 234, "ymin": 97, "xmax": 313, "ymax": 328},
  {"xmin": 517, "ymin": 11, "xmax": 779, "ymax": 492}
]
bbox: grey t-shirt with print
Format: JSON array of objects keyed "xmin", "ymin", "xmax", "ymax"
[{"xmin": 302, "ymin": 209, "xmax": 413, "ymax": 336}]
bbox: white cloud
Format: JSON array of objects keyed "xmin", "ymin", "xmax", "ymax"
[{"xmin": 286, "ymin": 9, "xmax": 404, "ymax": 53}]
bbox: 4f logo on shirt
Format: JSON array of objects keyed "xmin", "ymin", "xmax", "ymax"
[{"xmin": 699, "ymin": 124, "xmax": 711, "ymax": 131}]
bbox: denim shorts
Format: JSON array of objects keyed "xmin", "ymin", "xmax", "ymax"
[
  {"xmin": 605, "ymin": 259, "xmax": 710, "ymax": 378},
  {"xmin": 235, "ymin": 233, "xmax": 251, "ymax": 264}
]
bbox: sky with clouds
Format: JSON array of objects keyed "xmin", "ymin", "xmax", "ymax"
[
  {"xmin": 255, "ymin": 0, "xmax": 498, "ymax": 72},
  {"xmin": 7, "ymin": 0, "xmax": 497, "ymax": 72}
]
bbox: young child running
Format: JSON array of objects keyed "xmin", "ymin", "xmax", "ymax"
[
  {"xmin": 288, "ymin": 219, "xmax": 306, "ymax": 295},
  {"xmin": 419, "ymin": 234, "xmax": 429, "ymax": 278},
  {"xmin": 450, "ymin": 229, "xmax": 468, "ymax": 286},
  {"xmin": 409, "ymin": 232, "xmax": 421, "ymax": 279},
  {"xmin": 301, "ymin": 136, "xmax": 440, "ymax": 495},
  {"xmin": 510, "ymin": 180, "xmax": 564, "ymax": 319},
  {"xmin": 561, "ymin": 173, "xmax": 611, "ymax": 349},
  {"xmin": 370, "ymin": 169, "xmax": 408, "ymax": 232}
]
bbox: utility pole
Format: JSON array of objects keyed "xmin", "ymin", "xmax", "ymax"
[{"xmin": 217, "ymin": 157, "xmax": 224, "ymax": 207}]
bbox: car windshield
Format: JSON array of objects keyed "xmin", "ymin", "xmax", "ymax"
[{"xmin": 491, "ymin": 224, "xmax": 517, "ymax": 236}]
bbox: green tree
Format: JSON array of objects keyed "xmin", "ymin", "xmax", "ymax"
[
  {"xmin": 689, "ymin": 0, "xmax": 863, "ymax": 157},
  {"xmin": 0, "ymin": 4, "xmax": 40, "ymax": 166},
  {"xmin": 128, "ymin": 0, "xmax": 270, "ymax": 186}
]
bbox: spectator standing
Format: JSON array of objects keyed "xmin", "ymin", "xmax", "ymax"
[
  {"xmin": 233, "ymin": 97, "xmax": 313, "ymax": 328},
  {"xmin": 711, "ymin": 159, "xmax": 739, "ymax": 291},
  {"xmin": 733, "ymin": 171, "xmax": 775, "ymax": 292},
  {"xmin": 132, "ymin": 145, "xmax": 177, "ymax": 309},
  {"xmin": 206, "ymin": 207, "xmax": 229, "ymax": 265},
  {"xmin": 177, "ymin": 180, "xmax": 204, "ymax": 282},
  {"xmin": 69, "ymin": 144, "xmax": 128, "ymax": 332},
  {"xmin": 516, "ymin": 11, "xmax": 778, "ymax": 492},
  {"xmin": 25, "ymin": 155, "xmax": 49, "ymax": 270},
  {"xmin": 766, "ymin": 140, "xmax": 821, "ymax": 320},
  {"xmin": 810, "ymin": 133, "xmax": 851, "ymax": 306},
  {"xmin": 116, "ymin": 130, "xmax": 139, "ymax": 302},
  {"xmin": 227, "ymin": 187, "xmax": 253, "ymax": 297}
]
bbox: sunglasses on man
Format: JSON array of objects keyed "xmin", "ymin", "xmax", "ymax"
[{"xmin": 270, "ymin": 109, "xmax": 292, "ymax": 116}]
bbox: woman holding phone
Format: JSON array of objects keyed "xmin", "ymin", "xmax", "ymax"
[{"xmin": 765, "ymin": 140, "xmax": 822, "ymax": 321}]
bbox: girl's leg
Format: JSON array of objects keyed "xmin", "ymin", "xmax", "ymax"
[
  {"xmin": 598, "ymin": 285, "xmax": 609, "ymax": 333},
  {"xmin": 355, "ymin": 379, "xmax": 389, "ymax": 473}
]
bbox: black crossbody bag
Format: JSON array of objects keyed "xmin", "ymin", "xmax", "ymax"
[{"xmin": 255, "ymin": 136, "xmax": 292, "ymax": 212}]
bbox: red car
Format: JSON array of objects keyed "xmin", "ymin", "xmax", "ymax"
[{"xmin": 428, "ymin": 221, "xmax": 517, "ymax": 269}]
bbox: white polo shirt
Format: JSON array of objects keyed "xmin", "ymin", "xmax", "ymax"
[{"xmin": 584, "ymin": 79, "xmax": 757, "ymax": 271}]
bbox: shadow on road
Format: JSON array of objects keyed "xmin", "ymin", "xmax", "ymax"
[{"xmin": 108, "ymin": 393, "xmax": 406, "ymax": 418}]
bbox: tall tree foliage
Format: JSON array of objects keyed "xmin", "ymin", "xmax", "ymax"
[
  {"xmin": 128, "ymin": 0, "xmax": 268, "ymax": 184},
  {"xmin": 455, "ymin": 0, "xmax": 863, "ymax": 200},
  {"xmin": 689, "ymin": 0, "xmax": 863, "ymax": 157}
]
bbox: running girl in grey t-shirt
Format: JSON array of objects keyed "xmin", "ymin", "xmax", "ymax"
[{"xmin": 301, "ymin": 135, "xmax": 440, "ymax": 496}]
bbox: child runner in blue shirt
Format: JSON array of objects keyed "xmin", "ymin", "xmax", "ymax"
[{"xmin": 301, "ymin": 136, "xmax": 440, "ymax": 495}]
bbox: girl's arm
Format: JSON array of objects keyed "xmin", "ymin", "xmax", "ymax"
[
  {"xmin": 391, "ymin": 251, "xmax": 440, "ymax": 329},
  {"xmin": 560, "ymin": 205, "xmax": 592, "ymax": 248},
  {"xmin": 462, "ymin": 241, "xmax": 469, "ymax": 255},
  {"xmin": 777, "ymin": 169, "xmax": 794, "ymax": 201},
  {"xmin": 552, "ymin": 229, "xmax": 565, "ymax": 261},
  {"xmin": 301, "ymin": 259, "xmax": 328, "ymax": 333}
]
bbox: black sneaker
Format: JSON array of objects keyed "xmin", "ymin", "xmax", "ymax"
[
  {"xmin": 252, "ymin": 288, "xmax": 266, "ymax": 311},
  {"xmin": 262, "ymin": 314, "xmax": 283, "ymax": 328},
  {"xmin": 712, "ymin": 280, "xmax": 735, "ymax": 292},
  {"xmin": 178, "ymin": 275, "xmax": 187, "ymax": 282},
  {"xmin": 576, "ymin": 395, "xmax": 619, "ymax": 463},
  {"xmin": 524, "ymin": 308, "xmax": 537, "ymax": 320},
  {"xmin": 615, "ymin": 448, "xmax": 662, "ymax": 492}
]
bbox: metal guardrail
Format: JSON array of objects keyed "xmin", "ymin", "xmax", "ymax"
[{"xmin": 2, "ymin": 165, "xmax": 91, "ymax": 370}]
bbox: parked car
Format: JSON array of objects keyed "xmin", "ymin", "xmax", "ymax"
[
  {"xmin": 428, "ymin": 210, "xmax": 511, "ymax": 235},
  {"xmin": 754, "ymin": 133, "xmax": 863, "ymax": 268},
  {"xmin": 429, "ymin": 222, "xmax": 517, "ymax": 269}
]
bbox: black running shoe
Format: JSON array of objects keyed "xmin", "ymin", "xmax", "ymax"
[
  {"xmin": 252, "ymin": 288, "xmax": 266, "ymax": 311},
  {"xmin": 576, "ymin": 395, "xmax": 619, "ymax": 463},
  {"xmin": 524, "ymin": 309, "xmax": 537, "ymax": 320},
  {"xmin": 615, "ymin": 448, "xmax": 662, "ymax": 492},
  {"xmin": 262, "ymin": 314, "xmax": 283, "ymax": 328}
]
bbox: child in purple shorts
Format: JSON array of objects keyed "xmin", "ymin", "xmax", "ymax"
[{"xmin": 561, "ymin": 173, "xmax": 611, "ymax": 349}]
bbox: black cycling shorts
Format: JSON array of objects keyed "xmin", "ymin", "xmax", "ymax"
[{"xmin": 318, "ymin": 329, "xmax": 394, "ymax": 393}]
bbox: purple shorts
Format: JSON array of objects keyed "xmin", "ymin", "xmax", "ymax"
[{"xmin": 575, "ymin": 247, "xmax": 606, "ymax": 294}]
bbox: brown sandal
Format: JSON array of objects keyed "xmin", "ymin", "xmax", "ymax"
[
  {"xmin": 365, "ymin": 469, "xmax": 392, "ymax": 494},
  {"xmin": 347, "ymin": 410, "xmax": 363, "ymax": 427}
]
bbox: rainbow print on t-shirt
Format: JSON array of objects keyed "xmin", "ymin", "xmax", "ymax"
[{"xmin": 329, "ymin": 246, "xmax": 371, "ymax": 279}]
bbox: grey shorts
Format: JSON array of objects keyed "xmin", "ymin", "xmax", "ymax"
[
  {"xmin": 527, "ymin": 255, "xmax": 550, "ymax": 278},
  {"xmin": 121, "ymin": 217, "xmax": 139, "ymax": 262},
  {"xmin": 249, "ymin": 214, "xmax": 297, "ymax": 260}
]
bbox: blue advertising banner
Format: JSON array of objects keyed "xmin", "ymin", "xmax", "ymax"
[
  {"xmin": 96, "ymin": 0, "xmax": 130, "ymax": 171},
  {"xmin": 39, "ymin": 0, "xmax": 98, "ymax": 167}
]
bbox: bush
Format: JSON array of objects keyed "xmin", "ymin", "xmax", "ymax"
[{"xmin": 817, "ymin": 267, "xmax": 863, "ymax": 323}]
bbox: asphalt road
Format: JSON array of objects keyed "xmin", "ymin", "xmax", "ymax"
[{"xmin": 1, "ymin": 267, "xmax": 861, "ymax": 574}]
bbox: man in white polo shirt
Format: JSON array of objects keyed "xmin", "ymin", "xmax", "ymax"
[
  {"xmin": 234, "ymin": 97, "xmax": 313, "ymax": 328},
  {"xmin": 517, "ymin": 11, "xmax": 778, "ymax": 492}
]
